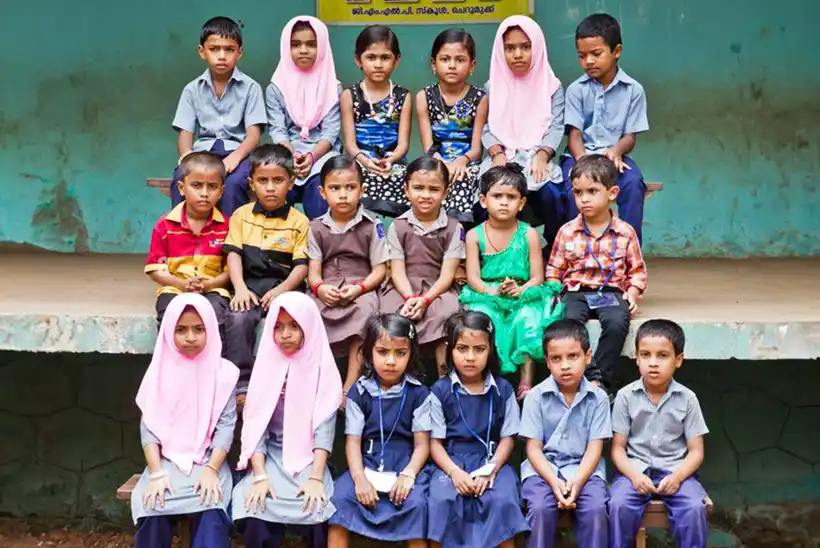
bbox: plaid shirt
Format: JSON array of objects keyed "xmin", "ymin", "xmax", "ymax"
[{"xmin": 546, "ymin": 211, "xmax": 647, "ymax": 293}]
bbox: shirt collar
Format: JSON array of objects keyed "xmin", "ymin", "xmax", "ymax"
[
  {"xmin": 165, "ymin": 203, "xmax": 224, "ymax": 227},
  {"xmin": 571, "ymin": 209, "xmax": 620, "ymax": 236},
  {"xmin": 542, "ymin": 375, "xmax": 593, "ymax": 401},
  {"xmin": 449, "ymin": 370, "xmax": 500, "ymax": 395},
  {"xmin": 579, "ymin": 67, "xmax": 635, "ymax": 90},
  {"xmin": 198, "ymin": 67, "xmax": 243, "ymax": 89},
  {"xmin": 635, "ymin": 378, "xmax": 683, "ymax": 395},
  {"xmin": 318, "ymin": 205, "xmax": 366, "ymax": 232},
  {"xmin": 357, "ymin": 374, "xmax": 421, "ymax": 397},
  {"xmin": 252, "ymin": 201, "xmax": 291, "ymax": 219},
  {"xmin": 399, "ymin": 208, "xmax": 449, "ymax": 233}
]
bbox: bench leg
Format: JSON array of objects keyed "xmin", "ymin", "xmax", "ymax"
[
  {"xmin": 635, "ymin": 527, "xmax": 647, "ymax": 548},
  {"xmin": 179, "ymin": 519, "xmax": 191, "ymax": 548}
]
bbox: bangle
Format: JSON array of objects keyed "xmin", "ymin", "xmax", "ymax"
[
  {"xmin": 446, "ymin": 466, "xmax": 458, "ymax": 478},
  {"xmin": 461, "ymin": 154, "xmax": 471, "ymax": 163},
  {"xmin": 308, "ymin": 476, "xmax": 323, "ymax": 483},
  {"xmin": 252, "ymin": 474, "xmax": 269, "ymax": 484},
  {"xmin": 306, "ymin": 151, "xmax": 315, "ymax": 165},
  {"xmin": 356, "ymin": 282, "xmax": 368, "ymax": 294},
  {"xmin": 206, "ymin": 463, "xmax": 219, "ymax": 473},
  {"xmin": 149, "ymin": 471, "xmax": 167, "ymax": 481},
  {"xmin": 399, "ymin": 471, "xmax": 416, "ymax": 481},
  {"xmin": 311, "ymin": 282, "xmax": 325, "ymax": 296},
  {"xmin": 355, "ymin": 151, "xmax": 367, "ymax": 161}
]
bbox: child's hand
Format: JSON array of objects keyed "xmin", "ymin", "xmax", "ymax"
[
  {"xmin": 449, "ymin": 468, "xmax": 476, "ymax": 497},
  {"xmin": 245, "ymin": 478, "xmax": 276, "ymax": 514},
  {"xmin": 447, "ymin": 156, "xmax": 469, "ymax": 182},
  {"xmin": 491, "ymin": 152, "xmax": 507, "ymax": 168},
  {"xmin": 143, "ymin": 474, "xmax": 173, "ymax": 510},
  {"xmin": 297, "ymin": 477, "xmax": 328, "ymax": 513},
  {"xmin": 531, "ymin": 149, "xmax": 550, "ymax": 184},
  {"xmin": 499, "ymin": 278, "xmax": 522, "ymax": 297},
  {"xmin": 400, "ymin": 297, "xmax": 427, "ymax": 321},
  {"xmin": 624, "ymin": 288, "xmax": 640, "ymax": 316},
  {"xmin": 473, "ymin": 473, "xmax": 495, "ymax": 498},
  {"xmin": 548, "ymin": 478, "xmax": 574, "ymax": 510},
  {"xmin": 194, "ymin": 466, "xmax": 222, "ymax": 506},
  {"xmin": 231, "ymin": 288, "xmax": 260, "ymax": 312},
  {"xmin": 223, "ymin": 153, "xmax": 242, "ymax": 174},
  {"xmin": 354, "ymin": 477, "xmax": 379, "ymax": 509},
  {"xmin": 294, "ymin": 153, "xmax": 313, "ymax": 179},
  {"xmin": 185, "ymin": 276, "xmax": 205, "ymax": 293},
  {"xmin": 317, "ymin": 284, "xmax": 342, "ymax": 308},
  {"xmin": 631, "ymin": 473, "xmax": 657, "ymax": 495},
  {"xmin": 389, "ymin": 473, "xmax": 415, "ymax": 506},
  {"xmin": 339, "ymin": 284, "xmax": 363, "ymax": 305},
  {"xmin": 260, "ymin": 288, "xmax": 282, "ymax": 310},
  {"xmin": 656, "ymin": 474, "xmax": 682, "ymax": 495},
  {"xmin": 604, "ymin": 149, "xmax": 631, "ymax": 173},
  {"xmin": 562, "ymin": 478, "xmax": 579, "ymax": 509}
]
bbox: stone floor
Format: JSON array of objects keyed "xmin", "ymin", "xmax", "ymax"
[{"xmin": 1, "ymin": 252, "xmax": 820, "ymax": 358}]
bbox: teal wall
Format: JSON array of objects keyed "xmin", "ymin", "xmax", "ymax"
[{"xmin": 2, "ymin": 0, "xmax": 818, "ymax": 256}]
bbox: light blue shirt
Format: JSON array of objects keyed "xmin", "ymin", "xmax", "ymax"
[
  {"xmin": 519, "ymin": 377, "xmax": 611, "ymax": 482},
  {"xmin": 481, "ymin": 82, "xmax": 566, "ymax": 153},
  {"xmin": 564, "ymin": 68, "xmax": 649, "ymax": 153},
  {"xmin": 173, "ymin": 68, "xmax": 267, "ymax": 152},
  {"xmin": 345, "ymin": 375, "xmax": 432, "ymax": 435},
  {"xmin": 430, "ymin": 371, "xmax": 521, "ymax": 439},
  {"xmin": 611, "ymin": 379, "xmax": 709, "ymax": 474}
]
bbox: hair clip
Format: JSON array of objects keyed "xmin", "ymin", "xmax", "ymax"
[
  {"xmin": 408, "ymin": 325, "xmax": 416, "ymax": 340},
  {"xmin": 487, "ymin": 323, "xmax": 494, "ymax": 333}
]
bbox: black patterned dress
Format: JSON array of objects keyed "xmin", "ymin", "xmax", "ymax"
[
  {"xmin": 351, "ymin": 82, "xmax": 410, "ymax": 217},
  {"xmin": 424, "ymin": 84, "xmax": 486, "ymax": 223}
]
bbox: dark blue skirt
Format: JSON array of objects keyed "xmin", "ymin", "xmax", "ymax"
[
  {"xmin": 427, "ymin": 442, "xmax": 530, "ymax": 547},
  {"xmin": 329, "ymin": 439, "xmax": 429, "ymax": 541}
]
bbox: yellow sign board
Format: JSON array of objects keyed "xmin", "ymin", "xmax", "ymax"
[{"xmin": 318, "ymin": 0, "xmax": 533, "ymax": 25}]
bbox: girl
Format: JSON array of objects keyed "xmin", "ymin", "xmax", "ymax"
[
  {"xmin": 341, "ymin": 24, "xmax": 413, "ymax": 217},
  {"xmin": 461, "ymin": 165, "xmax": 563, "ymax": 399},
  {"xmin": 417, "ymin": 29, "xmax": 488, "ymax": 225},
  {"xmin": 307, "ymin": 156, "xmax": 390, "ymax": 399},
  {"xmin": 232, "ymin": 292, "xmax": 343, "ymax": 548},
  {"xmin": 328, "ymin": 314, "xmax": 432, "ymax": 547},
  {"xmin": 268, "ymin": 16, "xmax": 342, "ymax": 220},
  {"xmin": 380, "ymin": 156, "xmax": 464, "ymax": 377},
  {"xmin": 131, "ymin": 293, "xmax": 239, "ymax": 548},
  {"xmin": 480, "ymin": 16, "xmax": 567, "ymax": 248},
  {"xmin": 427, "ymin": 311, "xmax": 530, "ymax": 548}
]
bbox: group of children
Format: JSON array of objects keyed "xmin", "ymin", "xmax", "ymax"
[{"xmin": 133, "ymin": 295, "xmax": 710, "ymax": 548}]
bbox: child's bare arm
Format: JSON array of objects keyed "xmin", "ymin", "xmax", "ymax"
[
  {"xmin": 362, "ymin": 263, "xmax": 387, "ymax": 292},
  {"xmin": 388, "ymin": 95, "xmax": 413, "ymax": 164},
  {"xmin": 404, "ymin": 431, "xmax": 431, "ymax": 478},
  {"xmin": 573, "ymin": 439, "xmax": 604, "ymax": 489},
  {"xmin": 416, "ymin": 90, "xmax": 435, "ymax": 153},
  {"xmin": 148, "ymin": 271, "xmax": 188, "ymax": 292},
  {"xmin": 518, "ymin": 227, "xmax": 545, "ymax": 291},
  {"xmin": 657, "ymin": 436, "xmax": 704, "ymax": 495},
  {"xmin": 467, "ymin": 96, "xmax": 489, "ymax": 162},
  {"xmin": 424, "ymin": 258, "xmax": 460, "ymax": 301},
  {"xmin": 177, "ymin": 131, "xmax": 194, "ymax": 159},
  {"xmin": 340, "ymin": 90, "xmax": 361, "ymax": 159},
  {"xmin": 567, "ymin": 127, "xmax": 585, "ymax": 160},
  {"xmin": 464, "ymin": 229, "xmax": 496, "ymax": 295},
  {"xmin": 203, "ymin": 271, "xmax": 230, "ymax": 291},
  {"xmin": 230, "ymin": 125, "xmax": 263, "ymax": 161},
  {"xmin": 610, "ymin": 434, "xmax": 635, "ymax": 478},
  {"xmin": 390, "ymin": 259, "xmax": 414, "ymax": 298},
  {"xmin": 227, "ymin": 252, "xmax": 247, "ymax": 293}
]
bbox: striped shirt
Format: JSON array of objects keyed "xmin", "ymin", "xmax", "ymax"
[{"xmin": 547, "ymin": 211, "xmax": 647, "ymax": 293}]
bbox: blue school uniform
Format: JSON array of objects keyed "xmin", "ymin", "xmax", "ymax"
[
  {"xmin": 427, "ymin": 371, "xmax": 530, "ymax": 547},
  {"xmin": 329, "ymin": 375, "xmax": 431, "ymax": 541},
  {"xmin": 519, "ymin": 377, "xmax": 611, "ymax": 548},
  {"xmin": 563, "ymin": 68, "xmax": 649, "ymax": 243},
  {"xmin": 170, "ymin": 68, "xmax": 267, "ymax": 216}
]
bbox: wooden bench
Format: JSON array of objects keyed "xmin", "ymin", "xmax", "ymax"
[
  {"xmin": 117, "ymin": 473, "xmax": 192, "ymax": 547},
  {"xmin": 146, "ymin": 177, "xmax": 663, "ymax": 199},
  {"xmin": 556, "ymin": 496, "xmax": 714, "ymax": 547}
]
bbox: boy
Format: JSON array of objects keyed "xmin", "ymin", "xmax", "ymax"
[
  {"xmin": 547, "ymin": 154, "xmax": 647, "ymax": 391},
  {"xmin": 145, "ymin": 152, "xmax": 230, "ymax": 337},
  {"xmin": 563, "ymin": 13, "xmax": 649, "ymax": 243},
  {"xmin": 520, "ymin": 319, "xmax": 611, "ymax": 548},
  {"xmin": 223, "ymin": 145, "xmax": 309, "ymax": 392},
  {"xmin": 171, "ymin": 16, "xmax": 267, "ymax": 217},
  {"xmin": 610, "ymin": 319, "xmax": 710, "ymax": 548}
]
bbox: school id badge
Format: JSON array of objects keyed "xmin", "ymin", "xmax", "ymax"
[{"xmin": 585, "ymin": 291, "xmax": 621, "ymax": 309}]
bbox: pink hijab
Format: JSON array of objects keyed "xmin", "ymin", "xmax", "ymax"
[
  {"xmin": 135, "ymin": 294, "xmax": 239, "ymax": 475},
  {"xmin": 271, "ymin": 16, "xmax": 339, "ymax": 140},
  {"xmin": 488, "ymin": 16, "xmax": 561, "ymax": 152},
  {"xmin": 238, "ymin": 292, "xmax": 343, "ymax": 475}
]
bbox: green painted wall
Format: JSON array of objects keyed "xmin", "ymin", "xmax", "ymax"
[{"xmin": 2, "ymin": 0, "xmax": 818, "ymax": 256}]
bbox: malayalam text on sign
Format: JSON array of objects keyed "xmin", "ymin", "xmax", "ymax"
[{"xmin": 318, "ymin": 0, "xmax": 533, "ymax": 25}]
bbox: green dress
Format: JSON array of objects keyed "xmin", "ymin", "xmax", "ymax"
[{"xmin": 459, "ymin": 222, "xmax": 564, "ymax": 374}]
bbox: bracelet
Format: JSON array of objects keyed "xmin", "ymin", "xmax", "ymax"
[
  {"xmin": 311, "ymin": 282, "xmax": 325, "ymax": 296},
  {"xmin": 252, "ymin": 474, "xmax": 269, "ymax": 484},
  {"xmin": 206, "ymin": 463, "xmax": 219, "ymax": 473},
  {"xmin": 399, "ymin": 471, "xmax": 416, "ymax": 481},
  {"xmin": 446, "ymin": 466, "xmax": 458, "ymax": 478},
  {"xmin": 308, "ymin": 476, "xmax": 323, "ymax": 483},
  {"xmin": 356, "ymin": 282, "xmax": 368, "ymax": 294},
  {"xmin": 461, "ymin": 154, "xmax": 471, "ymax": 163},
  {"xmin": 306, "ymin": 151, "xmax": 315, "ymax": 165},
  {"xmin": 355, "ymin": 151, "xmax": 367, "ymax": 161},
  {"xmin": 149, "ymin": 471, "xmax": 167, "ymax": 481}
]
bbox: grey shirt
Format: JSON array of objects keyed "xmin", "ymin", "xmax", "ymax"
[
  {"xmin": 306, "ymin": 206, "xmax": 390, "ymax": 265},
  {"xmin": 612, "ymin": 379, "xmax": 709, "ymax": 474},
  {"xmin": 386, "ymin": 209, "xmax": 466, "ymax": 261},
  {"xmin": 173, "ymin": 68, "xmax": 267, "ymax": 152},
  {"xmin": 345, "ymin": 375, "xmax": 432, "ymax": 435},
  {"xmin": 266, "ymin": 82, "xmax": 343, "ymax": 152}
]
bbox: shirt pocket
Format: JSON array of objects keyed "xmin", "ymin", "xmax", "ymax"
[{"xmin": 660, "ymin": 401, "xmax": 687, "ymax": 441}]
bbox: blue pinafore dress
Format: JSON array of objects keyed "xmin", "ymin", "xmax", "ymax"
[
  {"xmin": 329, "ymin": 376, "xmax": 431, "ymax": 541},
  {"xmin": 427, "ymin": 373, "xmax": 530, "ymax": 547}
]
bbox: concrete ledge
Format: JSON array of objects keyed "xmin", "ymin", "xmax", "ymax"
[{"xmin": 1, "ymin": 253, "xmax": 819, "ymax": 359}]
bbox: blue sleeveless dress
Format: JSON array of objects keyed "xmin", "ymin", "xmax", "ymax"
[
  {"xmin": 329, "ymin": 376, "xmax": 432, "ymax": 541},
  {"xmin": 427, "ymin": 372, "xmax": 530, "ymax": 547}
]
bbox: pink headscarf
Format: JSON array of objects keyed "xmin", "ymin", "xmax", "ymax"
[
  {"xmin": 135, "ymin": 294, "xmax": 239, "ymax": 475},
  {"xmin": 488, "ymin": 16, "xmax": 561, "ymax": 152},
  {"xmin": 237, "ymin": 292, "xmax": 343, "ymax": 475},
  {"xmin": 271, "ymin": 16, "xmax": 339, "ymax": 140}
]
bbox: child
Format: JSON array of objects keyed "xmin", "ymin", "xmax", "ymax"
[
  {"xmin": 461, "ymin": 164, "xmax": 563, "ymax": 399},
  {"xmin": 233, "ymin": 291, "xmax": 343, "ymax": 548},
  {"xmin": 610, "ymin": 320, "xmax": 710, "ymax": 548},
  {"xmin": 481, "ymin": 16, "xmax": 566, "ymax": 248},
  {"xmin": 417, "ymin": 29, "xmax": 488, "ymax": 225},
  {"xmin": 131, "ymin": 293, "xmax": 239, "ymax": 548},
  {"xmin": 427, "ymin": 311, "xmax": 530, "ymax": 548},
  {"xmin": 171, "ymin": 16, "xmax": 267, "ymax": 216},
  {"xmin": 307, "ymin": 155, "xmax": 389, "ymax": 398},
  {"xmin": 563, "ymin": 13, "xmax": 650, "ymax": 243},
  {"xmin": 547, "ymin": 154, "xmax": 647, "ymax": 391},
  {"xmin": 340, "ymin": 25, "xmax": 413, "ymax": 217},
  {"xmin": 146, "ymin": 152, "xmax": 230, "ymax": 335},
  {"xmin": 328, "ymin": 314, "xmax": 431, "ymax": 547},
  {"xmin": 381, "ymin": 156, "xmax": 465, "ymax": 377},
  {"xmin": 520, "ymin": 319, "xmax": 611, "ymax": 548},
  {"xmin": 267, "ymin": 16, "xmax": 342, "ymax": 220},
  {"xmin": 223, "ymin": 145, "xmax": 310, "ymax": 393}
]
